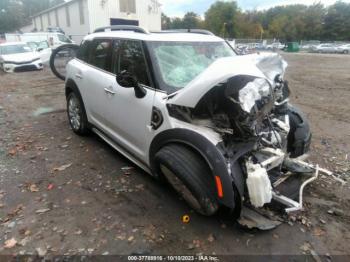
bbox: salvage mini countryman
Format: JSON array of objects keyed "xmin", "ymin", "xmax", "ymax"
[{"xmin": 56, "ymin": 26, "xmax": 324, "ymax": 227}]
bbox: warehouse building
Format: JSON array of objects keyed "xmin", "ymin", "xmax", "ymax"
[{"xmin": 27, "ymin": 0, "xmax": 161, "ymax": 42}]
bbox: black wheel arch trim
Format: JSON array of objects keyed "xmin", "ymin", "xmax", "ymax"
[
  {"xmin": 65, "ymin": 79, "xmax": 86, "ymax": 109},
  {"xmin": 65, "ymin": 78, "xmax": 80, "ymax": 97},
  {"xmin": 149, "ymin": 128, "xmax": 244, "ymax": 209}
]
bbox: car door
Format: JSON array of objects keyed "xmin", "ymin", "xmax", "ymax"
[
  {"xmin": 101, "ymin": 39, "xmax": 156, "ymax": 161},
  {"xmin": 80, "ymin": 38, "xmax": 116, "ymax": 130},
  {"xmin": 36, "ymin": 41, "xmax": 52, "ymax": 63}
]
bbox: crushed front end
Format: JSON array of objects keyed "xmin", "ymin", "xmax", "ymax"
[{"xmin": 167, "ymin": 53, "xmax": 324, "ymax": 220}]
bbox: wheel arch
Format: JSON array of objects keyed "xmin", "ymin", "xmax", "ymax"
[
  {"xmin": 149, "ymin": 128, "xmax": 242, "ymax": 210},
  {"xmin": 65, "ymin": 78, "xmax": 90, "ymax": 131},
  {"xmin": 65, "ymin": 78, "xmax": 80, "ymax": 97}
]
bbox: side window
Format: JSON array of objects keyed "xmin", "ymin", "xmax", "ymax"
[
  {"xmin": 89, "ymin": 39, "xmax": 112, "ymax": 72},
  {"xmin": 114, "ymin": 40, "xmax": 150, "ymax": 87},
  {"xmin": 77, "ymin": 40, "xmax": 91, "ymax": 62}
]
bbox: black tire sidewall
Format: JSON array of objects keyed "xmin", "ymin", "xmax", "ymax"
[{"xmin": 155, "ymin": 145, "xmax": 218, "ymax": 216}]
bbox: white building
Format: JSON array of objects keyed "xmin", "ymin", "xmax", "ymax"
[{"xmin": 27, "ymin": 0, "xmax": 161, "ymax": 43}]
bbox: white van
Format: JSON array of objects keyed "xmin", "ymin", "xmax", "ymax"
[{"xmin": 20, "ymin": 32, "xmax": 74, "ymax": 50}]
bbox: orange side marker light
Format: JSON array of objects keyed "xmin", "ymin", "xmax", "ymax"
[{"xmin": 215, "ymin": 176, "xmax": 224, "ymax": 198}]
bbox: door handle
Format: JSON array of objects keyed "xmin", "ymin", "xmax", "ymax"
[
  {"xmin": 75, "ymin": 73, "xmax": 83, "ymax": 79},
  {"xmin": 104, "ymin": 87, "xmax": 116, "ymax": 95}
]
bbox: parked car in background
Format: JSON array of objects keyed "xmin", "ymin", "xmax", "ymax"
[
  {"xmin": 20, "ymin": 32, "xmax": 74, "ymax": 50},
  {"xmin": 266, "ymin": 42, "xmax": 285, "ymax": 50},
  {"xmin": 336, "ymin": 44, "xmax": 350, "ymax": 54},
  {"xmin": 300, "ymin": 44, "xmax": 315, "ymax": 51},
  {"xmin": 0, "ymin": 42, "xmax": 43, "ymax": 72},
  {"xmin": 26, "ymin": 40, "xmax": 52, "ymax": 63},
  {"xmin": 47, "ymin": 26, "xmax": 65, "ymax": 35},
  {"xmin": 312, "ymin": 43, "xmax": 337, "ymax": 53}
]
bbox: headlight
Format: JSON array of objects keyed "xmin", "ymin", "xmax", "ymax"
[
  {"xmin": 225, "ymin": 76, "xmax": 273, "ymax": 114},
  {"xmin": 224, "ymin": 76, "xmax": 274, "ymax": 136},
  {"xmin": 238, "ymin": 78, "xmax": 272, "ymax": 113}
]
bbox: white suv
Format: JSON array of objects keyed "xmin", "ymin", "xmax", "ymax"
[{"xmin": 64, "ymin": 27, "xmax": 313, "ymax": 219}]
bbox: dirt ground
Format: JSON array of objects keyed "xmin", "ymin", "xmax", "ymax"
[{"xmin": 0, "ymin": 52, "xmax": 349, "ymax": 258}]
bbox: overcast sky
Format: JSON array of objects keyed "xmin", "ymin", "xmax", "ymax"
[{"xmin": 161, "ymin": 0, "xmax": 350, "ymax": 17}]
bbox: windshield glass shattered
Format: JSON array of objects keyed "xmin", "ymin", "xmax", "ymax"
[{"xmin": 148, "ymin": 41, "xmax": 236, "ymax": 93}]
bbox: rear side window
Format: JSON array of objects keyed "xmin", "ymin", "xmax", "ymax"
[
  {"xmin": 89, "ymin": 39, "xmax": 112, "ymax": 72},
  {"xmin": 113, "ymin": 40, "xmax": 150, "ymax": 87},
  {"xmin": 77, "ymin": 40, "xmax": 91, "ymax": 62}
]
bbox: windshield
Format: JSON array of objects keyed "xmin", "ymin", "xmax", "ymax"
[
  {"xmin": 0, "ymin": 44, "xmax": 32, "ymax": 55},
  {"xmin": 58, "ymin": 34, "xmax": 72, "ymax": 43},
  {"xmin": 27, "ymin": 41, "xmax": 49, "ymax": 51},
  {"xmin": 147, "ymin": 41, "xmax": 236, "ymax": 93}
]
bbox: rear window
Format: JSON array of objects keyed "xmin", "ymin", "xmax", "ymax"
[
  {"xmin": 89, "ymin": 39, "xmax": 112, "ymax": 72},
  {"xmin": 77, "ymin": 40, "xmax": 91, "ymax": 62}
]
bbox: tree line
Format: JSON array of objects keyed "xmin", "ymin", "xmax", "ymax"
[
  {"xmin": 162, "ymin": 1, "xmax": 350, "ymax": 41},
  {"xmin": 1, "ymin": 0, "xmax": 349, "ymax": 41},
  {"xmin": 0, "ymin": 0, "xmax": 64, "ymax": 33}
]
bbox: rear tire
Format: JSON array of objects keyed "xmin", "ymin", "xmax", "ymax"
[
  {"xmin": 66, "ymin": 91, "xmax": 89, "ymax": 136},
  {"xmin": 154, "ymin": 144, "xmax": 219, "ymax": 216}
]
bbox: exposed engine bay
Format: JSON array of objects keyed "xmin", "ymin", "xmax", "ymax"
[{"xmin": 166, "ymin": 53, "xmax": 322, "ymax": 216}]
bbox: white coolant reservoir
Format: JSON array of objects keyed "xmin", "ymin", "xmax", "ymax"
[{"xmin": 246, "ymin": 163, "xmax": 272, "ymax": 207}]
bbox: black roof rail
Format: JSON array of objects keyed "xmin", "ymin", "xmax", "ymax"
[
  {"xmin": 152, "ymin": 29, "xmax": 215, "ymax": 36},
  {"xmin": 93, "ymin": 25, "xmax": 149, "ymax": 34}
]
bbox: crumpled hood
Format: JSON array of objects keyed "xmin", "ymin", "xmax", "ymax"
[
  {"xmin": 168, "ymin": 53, "xmax": 288, "ymax": 108},
  {"xmin": 2, "ymin": 52, "xmax": 40, "ymax": 63}
]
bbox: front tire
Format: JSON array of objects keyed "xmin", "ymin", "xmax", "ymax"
[
  {"xmin": 287, "ymin": 105, "xmax": 312, "ymax": 158},
  {"xmin": 155, "ymin": 144, "xmax": 219, "ymax": 216},
  {"xmin": 66, "ymin": 92, "xmax": 89, "ymax": 135}
]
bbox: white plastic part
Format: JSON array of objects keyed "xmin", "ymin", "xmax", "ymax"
[{"xmin": 246, "ymin": 164, "xmax": 273, "ymax": 207}]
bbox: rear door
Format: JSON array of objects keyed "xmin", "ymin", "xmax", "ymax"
[
  {"xmin": 36, "ymin": 41, "xmax": 52, "ymax": 63},
  {"xmin": 101, "ymin": 39, "xmax": 156, "ymax": 160},
  {"xmin": 81, "ymin": 38, "xmax": 116, "ymax": 129}
]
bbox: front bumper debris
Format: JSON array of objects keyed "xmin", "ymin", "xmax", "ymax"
[
  {"xmin": 239, "ymin": 150, "xmax": 339, "ymax": 230},
  {"xmin": 272, "ymin": 164, "xmax": 319, "ymax": 213}
]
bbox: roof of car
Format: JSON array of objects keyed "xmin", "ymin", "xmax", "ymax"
[
  {"xmin": 84, "ymin": 31, "xmax": 225, "ymax": 42},
  {"xmin": 23, "ymin": 32, "xmax": 64, "ymax": 35},
  {"xmin": 0, "ymin": 42, "xmax": 27, "ymax": 46}
]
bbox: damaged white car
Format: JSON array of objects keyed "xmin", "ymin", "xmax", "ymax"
[{"xmin": 61, "ymin": 27, "xmax": 318, "ymax": 227}]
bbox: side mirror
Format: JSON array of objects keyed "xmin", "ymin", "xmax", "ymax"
[
  {"xmin": 116, "ymin": 70, "xmax": 137, "ymax": 88},
  {"xmin": 37, "ymin": 48, "xmax": 43, "ymax": 52},
  {"xmin": 116, "ymin": 70, "xmax": 147, "ymax": 99}
]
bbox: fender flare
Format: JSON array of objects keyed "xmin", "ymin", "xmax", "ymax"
[
  {"xmin": 149, "ymin": 128, "xmax": 243, "ymax": 209},
  {"xmin": 65, "ymin": 78, "xmax": 90, "ymax": 127},
  {"xmin": 65, "ymin": 78, "xmax": 81, "ymax": 98}
]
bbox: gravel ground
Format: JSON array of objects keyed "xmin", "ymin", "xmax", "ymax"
[{"xmin": 0, "ymin": 52, "xmax": 349, "ymax": 258}]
